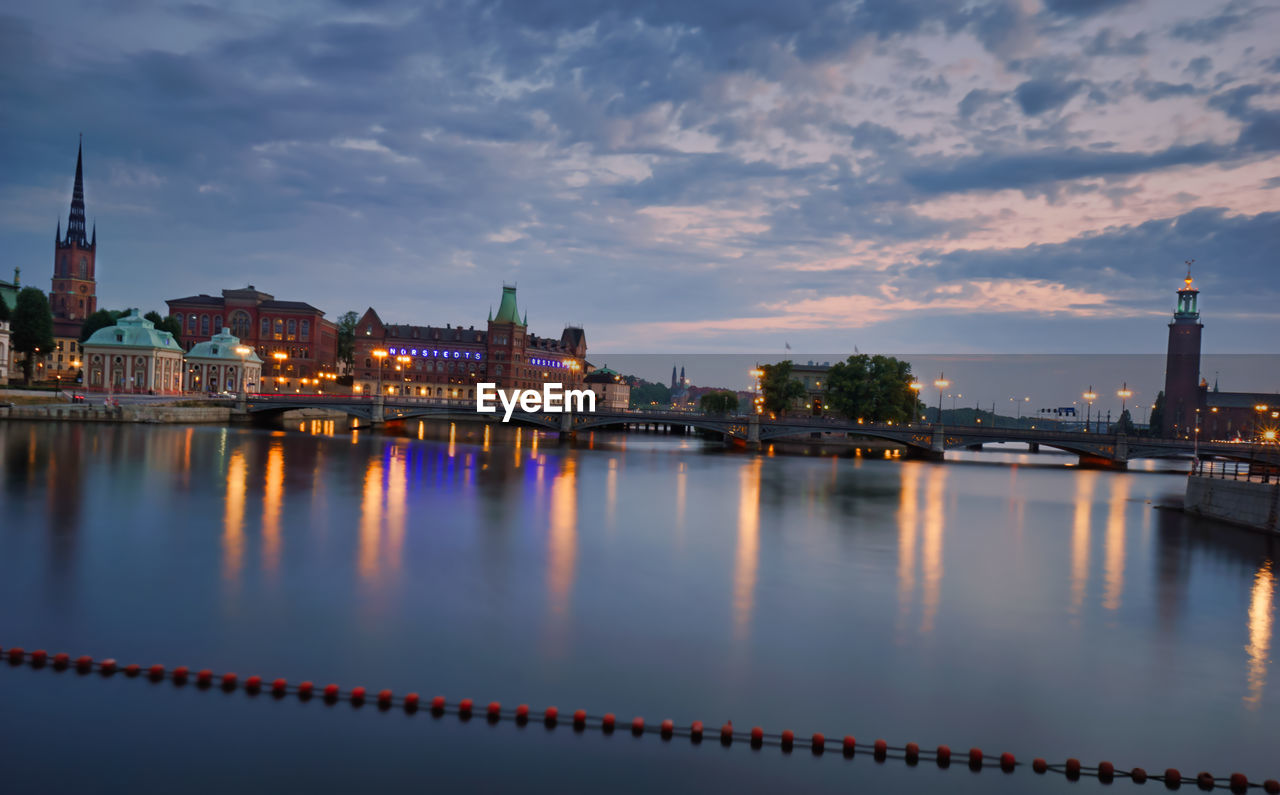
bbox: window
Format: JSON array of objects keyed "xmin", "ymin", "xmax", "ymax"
[
  {"xmin": 79, "ymin": 257, "xmax": 88, "ymax": 279},
  {"xmin": 287, "ymin": 318, "xmax": 297, "ymax": 340},
  {"xmin": 213, "ymin": 315, "xmax": 222, "ymax": 333},
  {"xmin": 200, "ymin": 315, "xmax": 210, "ymax": 336},
  {"xmin": 274, "ymin": 319, "xmax": 284, "ymax": 340},
  {"xmin": 231, "ymin": 311, "xmax": 251, "ymax": 339},
  {"xmin": 261, "ymin": 317, "xmax": 271, "ymax": 338},
  {"xmin": 188, "ymin": 315, "xmax": 197, "ymax": 334},
  {"xmin": 300, "ymin": 320, "xmax": 310, "ymax": 341}
]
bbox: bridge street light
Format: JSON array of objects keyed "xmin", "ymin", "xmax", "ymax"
[
  {"xmin": 1083, "ymin": 386, "xmax": 1097, "ymax": 433},
  {"xmin": 396, "ymin": 354, "xmax": 411, "ymax": 397},
  {"xmin": 272, "ymin": 351, "xmax": 287, "ymax": 392},
  {"xmin": 1118, "ymin": 382, "xmax": 1132, "ymax": 416},
  {"xmin": 372, "ymin": 349, "xmax": 388, "ymax": 397},
  {"xmin": 235, "ymin": 345, "xmax": 252, "ymax": 398},
  {"xmin": 909, "ymin": 381, "xmax": 922, "ymax": 425},
  {"xmin": 933, "ymin": 373, "xmax": 949, "ymax": 425}
]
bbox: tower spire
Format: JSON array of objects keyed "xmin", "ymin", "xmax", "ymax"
[{"xmin": 66, "ymin": 137, "xmax": 88, "ymax": 246}]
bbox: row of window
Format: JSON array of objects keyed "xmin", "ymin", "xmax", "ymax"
[{"xmin": 172, "ymin": 311, "xmax": 310, "ymax": 342}]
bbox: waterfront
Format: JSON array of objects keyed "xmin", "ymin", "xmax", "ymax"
[{"xmin": 1, "ymin": 420, "xmax": 1277, "ymax": 792}]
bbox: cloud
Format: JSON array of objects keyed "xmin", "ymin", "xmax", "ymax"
[
  {"xmin": 1014, "ymin": 78, "xmax": 1090, "ymax": 115},
  {"xmin": 1082, "ymin": 28, "xmax": 1148, "ymax": 56}
]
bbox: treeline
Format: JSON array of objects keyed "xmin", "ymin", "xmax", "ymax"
[{"xmin": 761, "ymin": 354, "xmax": 924, "ymax": 423}]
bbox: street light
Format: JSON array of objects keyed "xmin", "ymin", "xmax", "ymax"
[
  {"xmin": 1083, "ymin": 386, "xmax": 1097, "ymax": 433},
  {"xmin": 235, "ymin": 345, "xmax": 252, "ymax": 397},
  {"xmin": 1011, "ymin": 395, "xmax": 1029, "ymax": 423},
  {"xmin": 1118, "ymin": 382, "xmax": 1132, "ymax": 415},
  {"xmin": 909, "ymin": 381, "xmax": 922, "ymax": 425},
  {"xmin": 372, "ymin": 349, "xmax": 388, "ymax": 396},
  {"xmin": 272, "ymin": 351, "xmax": 287, "ymax": 392},
  {"xmin": 933, "ymin": 373, "xmax": 949, "ymax": 424}
]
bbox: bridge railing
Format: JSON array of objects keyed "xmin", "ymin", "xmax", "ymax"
[{"xmin": 1192, "ymin": 459, "xmax": 1279, "ymax": 485}]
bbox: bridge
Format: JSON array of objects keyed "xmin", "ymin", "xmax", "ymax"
[{"xmin": 237, "ymin": 394, "xmax": 1280, "ymax": 470}]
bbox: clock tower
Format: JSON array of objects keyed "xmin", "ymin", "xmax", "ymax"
[{"xmin": 52, "ymin": 139, "xmax": 97, "ymax": 331}]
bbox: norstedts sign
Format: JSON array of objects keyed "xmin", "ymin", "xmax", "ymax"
[{"xmin": 476, "ymin": 383, "xmax": 596, "ymax": 422}]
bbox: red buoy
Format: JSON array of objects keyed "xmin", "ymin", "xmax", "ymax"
[
  {"xmin": 1166, "ymin": 768, "xmax": 1182, "ymax": 789},
  {"xmin": 7, "ymin": 647, "xmax": 23, "ymax": 663},
  {"xmin": 99, "ymin": 658, "xmax": 117, "ymax": 675},
  {"xmin": 690, "ymin": 721, "xmax": 704, "ymax": 742},
  {"xmin": 124, "ymin": 663, "xmax": 140, "ymax": 677},
  {"xmin": 811, "ymin": 733, "xmax": 825, "ymax": 754},
  {"xmin": 842, "ymin": 736, "xmax": 856, "ymax": 756},
  {"xmin": 298, "ymin": 681, "xmax": 314, "ymax": 698},
  {"xmin": 720, "ymin": 722, "xmax": 733, "ymax": 745},
  {"xmin": 350, "ymin": 686, "xmax": 366, "ymax": 704},
  {"xmin": 1098, "ymin": 761, "xmax": 1115, "ymax": 782},
  {"xmin": 149, "ymin": 664, "xmax": 165, "ymax": 680},
  {"xmin": 515, "ymin": 704, "xmax": 528, "ymax": 723},
  {"xmin": 572, "ymin": 709, "xmax": 585, "ymax": 728},
  {"xmin": 969, "ymin": 747, "xmax": 984, "ymax": 769},
  {"xmin": 171, "ymin": 665, "xmax": 189, "ymax": 681},
  {"xmin": 1066, "ymin": 758, "xmax": 1082, "ymax": 779},
  {"xmin": 431, "ymin": 696, "xmax": 446, "ymax": 713},
  {"xmin": 1262, "ymin": 779, "xmax": 1280, "ymax": 794},
  {"xmin": 936, "ymin": 745, "xmax": 951, "ymax": 767},
  {"xmin": 271, "ymin": 678, "xmax": 287, "ymax": 695},
  {"xmin": 196, "ymin": 669, "xmax": 213, "ymax": 686},
  {"xmin": 31, "ymin": 650, "xmax": 48, "ymax": 665},
  {"xmin": 874, "ymin": 739, "xmax": 888, "ymax": 760},
  {"xmin": 323, "ymin": 683, "xmax": 340, "ymax": 701},
  {"xmin": 487, "ymin": 701, "xmax": 501, "ymax": 720},
  {"xmin": 220, "ymin": 672, "xmax": 237, "ymax": 689},
  {"xmin": 1000, "ymin": 752, "xmax": 1016, "ymax": 772},
  {"xmin": 1197, "ymin": 772, "xmax": 1215, "ymax": 791},
  {"xmin": 1229, "ymin": 773, "xmax": 1248, "ymax": 794},
  {"xmin": 1033, "ymin": 758, "xmax": 1048, "ymax": 774},
  {"xmin": 602, "ymin": 713, "xmax": 616, "ymax": 733},
  {"xmin": 632, "ymin": 717, "xmax": 645, "ymax": 736},
  {"xmin": 1132, "ymin": 767, "xmax": 1148, "ymax": 784},
  {"xmin": 76, "ymin": 655, "xmax": 94, "ymax": 672},
  {"xmin": 53, "ymin": 653, "xmax": 70, "ymax": 669},
  {"xmin": 780, "ymin": 730, "xmax": 794, "ymax": 751},
  {"xmin": 905, "ymin": 742, "xmax": 920, "ymax": 763},
  {"xmin": 458, "ymin": 698, "xmax": 473, "ymax": 716},
  {"xmin": 751, "ymin": 727, "xmax": 764, "ymax": 747},
  {"xmin": 405, "ymin": 693, "xmax": 420, "ymax": 712},
  {"xmin": 545, "ymin": 706, "xmax": 559, "ymax": 726},
  {"xmin": 245, "ymin": 675, "xmax": 262, "ymax": 692},
  {"xmin": 660, "ymin": 719, "xmax": 674, "ymax": 738},
  {"xmin": 381, "ymin": 690, "xmax": 395, "ymax": 707}
]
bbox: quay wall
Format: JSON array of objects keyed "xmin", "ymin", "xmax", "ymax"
[
  {"xmin": 1184, "ymin": 475, "xmax": 1280, "ymax": 533},
  {"xmin": 1, "ymin": 404, "xmax": 234, "ymax": 424}
]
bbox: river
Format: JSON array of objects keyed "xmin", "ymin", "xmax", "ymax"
[{"xmin": 0, "ymin": 419, "xmax": 1276, "ymax": 793}]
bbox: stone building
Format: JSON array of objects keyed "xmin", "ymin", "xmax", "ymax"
[
  {"xmin": 584, "ymin": 366, "xmax": 630, "ymax": 411},
  {"xmin": 184, "ymin": 328, "xmax": 263, "ymax": 394},
  {"xmin": 352, "ymin": 284, "xmax": 587, "ymax": 400},
  {"xmin": 82, "ymin": 310, "xmax": 183, "ymax": 394},
  {"xmin": 45, "ymin": 142, "xmax": 98, "ymax": 381}
]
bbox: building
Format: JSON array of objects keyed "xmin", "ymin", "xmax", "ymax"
[
  {"xmin": 184, "ymin": 328, "xmax": 263, "ymax": 393},
  {"xmin": 82, "ymin": 310, "xmax": 184, "ymax": 394},
  {"xmin": 0, "ymin": 267, "xmax": 15, "ymax": 386},
  {"xmin": 166, "ymin": 286, "xmax": 338, "ymax": 388},
  {"xmin": 0, "ymin": 316, "xmax": 9, "ymax": 385},
  {"xmin": 791, "ymin": 361, "xmax": 833, "ymax": 415},
  {"xmin": 584, "ymin": 365, "xmax": 629, "ymax": 411},
  {"xmin": 47, "ymin": 142, "xmax": 97, "ymax": 381},
  {"xmin": 1160, "ymin": 270, "xmax": 1279, "ymax": 441},
  {"xmin": 352, "ymin": 284, "xmax": 587, "ymax": 400}
]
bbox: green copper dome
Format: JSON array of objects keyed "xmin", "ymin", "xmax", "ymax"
[
  {"xmin": 187, "ymin": 328, "xmax": 263, "ymax": 363},
  {"xmin": 84, "ymin": 310, "xmax": 180, "ymax": 350},
  {"xmin": 492, "ymin": 285, "xmax": 525, "ymax": 326}
]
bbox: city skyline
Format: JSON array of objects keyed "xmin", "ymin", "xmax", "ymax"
[{"xmin": 2, "ymin": 1, "xmax": 1278, "ymax": 353}]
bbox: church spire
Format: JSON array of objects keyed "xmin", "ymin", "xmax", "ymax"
[{"xmin": 65, "ymin": 137, "xmax": 88, "ymax": 246}]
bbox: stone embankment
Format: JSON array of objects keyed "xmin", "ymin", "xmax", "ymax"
[{"xmin": 1185, "ymin": 473, "xmax": 1280, "ymax": 533}]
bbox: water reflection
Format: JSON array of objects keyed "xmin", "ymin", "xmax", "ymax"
[
  {"xmin": 1070, "ymin": 471, "xmax": 1098, "ymax": 615},
  {"xmin": 734, "ymin": 458, "xmax": 762, "ymax": 640},
  {"xmin": 674, "ymin": 461, "xmax": 687, "ymax": 541},
  {"xmin": 1103, "ymin": 476, "xmax": 1130, "ymax": 611},
  {"xmin": 358, "ymin": 455, "xmax": 383, "ymax": 580},
  {"xmin": 920, "ymin": 466, "xmax": 947, "ymax": 635},
  {"xmin": 547, "ymin": 458, "xmax": 578, "ymax": 627},
  {"xmin": 1246, "ymin": 559, "xmax": 1274, "ymax": 709},
  {"xmin": 385, "ymin": 446, "xmax": 407, "ymax": 575},
  {"xmin": 897, "ymin": 463, "xmax": 921, "ymax": 630},
  {"xmin": 263, "ymin": 442, "xmax": 284, "ymax": 573},
  {"xmin": 605, "ymin": 458, "xmax": 618, "ymax": 530},
  {"xmin": 224, "ymin": 450, "xmax": 246, "ymax": 582}
]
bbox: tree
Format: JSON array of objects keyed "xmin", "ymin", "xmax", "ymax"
[
  {"xmin": 1147, "ymin": 391, "xmax": 1165, "ymax": 437},
  {"xmin": 79, "ymin": 308, "xmax": 120, "ymax": 343},
  {"xmin": 1114, "ymin": 408, "xmax": 1136, "ymax": 435},
  {"xmin": 629, "ymin": 380, "xmax": 671, "ymax": 408},
  {"xmin": 699, "ymin": 390, "xmax": 739, "ymax": 415},
  {"xmin": 760, "ymin": 360, "xmax": 806, "ymax": 416},
  {"xmin": 12, "ymin": 287, "xmax": 54, "ymax": 384},
  {"xmin": 0, "ymin": 294, "xmax": 10, "ymax": 322},
  {"xmin": 336, "ymin": 310, "xmax": 359, "ymax": 372},
  {"xmin": 823, "ymin": 353, "xmax": 923, "ymax": 424}
]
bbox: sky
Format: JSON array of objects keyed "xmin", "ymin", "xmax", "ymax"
[{"xmin": 1, "ymin": 0, "xmax": 1278, "ymax": 355}]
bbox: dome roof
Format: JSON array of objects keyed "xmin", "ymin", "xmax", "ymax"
[
  {"xmin": 84, "ymin": 310, "xmax": 181, "ymax": 351},
  {"xmin": 187, "ymin": 328, "xmax": 263, "ymax": 363}
]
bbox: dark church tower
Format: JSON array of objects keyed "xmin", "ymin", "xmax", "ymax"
[
  {"xmin": 51, "ymin": 140, "xmax": 98, "ymax": 330},
  {"xmin": 1161, "ymin": 268, "xmax": 1202, "ymax": 438}
]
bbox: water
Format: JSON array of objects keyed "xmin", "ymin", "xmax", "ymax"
[{"xmin": 1, "ymin": 420, "xmax": 1276, "ymax": 793}]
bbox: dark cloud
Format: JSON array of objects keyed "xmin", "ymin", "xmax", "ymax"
[
  {"xmin": 1083, "ymin": 29, "xmax": 1148, "ymax": 56},
  {"xmin": 1041, "ymin": 0, "xmax": 1138, "ymax": 17},
  {"xmin": 1171, "ymin": 3, "xmax": 1268, "ymax": 43},
  {"xmin": 1014, "ymin": 78, "xmax": 1090, "ymax": 115},
  {"xmin": 1184, "ymin": 56, "xmax": 1213, "ymax": 79}
]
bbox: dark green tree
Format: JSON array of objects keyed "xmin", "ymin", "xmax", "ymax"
[
  {"xmin": 1147, "ymin": 391, "xmax": 1165, "ymax": 437},
  {"xmin": 0, "ymin": 294, "xmax": 10, "ymax": 322},
  {"xmin": 1115, "ymin": 408, "xmax": 1136, "ymax": 435},
  {"xmin": 79, "ymin": 308, "xmax": 121, "ymax": 343},
  {"xmin": 823, "ymin": 354, "xmax": 922, "ymax": 424},
  {"xmin": 699, "ymin": 390, "xmax": 739, "ymax": 415},
  {"xmin": 12, "ymin": 287, "xmax": 54, "ymax": 384},
  {"xmin": 629, "ymin": 380, "xmax": 671, "ymax": 408},
  {"xmin": 760, "ymin": 360, "xmax": 806, "ymax": 416},
  {"xmin": 336, "ymin": 311, "xmax": 359, "ymax": 371}
]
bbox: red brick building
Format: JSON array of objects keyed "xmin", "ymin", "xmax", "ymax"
[
  {"xmin": 166, "ymin": 286, "xmax": 338, "ymax": 389},
  {"xmin": 352, "ymin": 284, "xmax": 587, "ymax": 399},
  {"xmin": 43, "ymin": 140, "xmax": 98, "ymax": 381}
]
